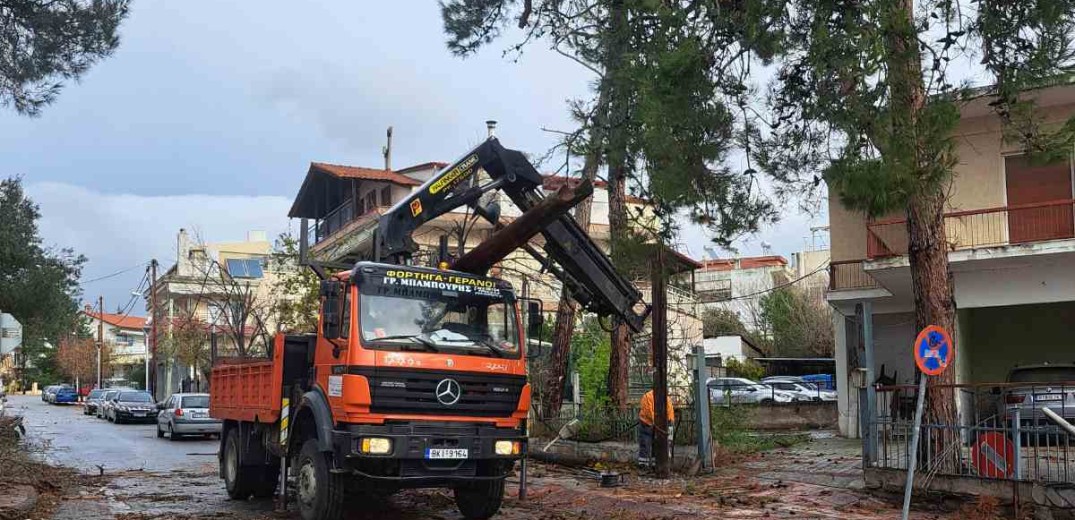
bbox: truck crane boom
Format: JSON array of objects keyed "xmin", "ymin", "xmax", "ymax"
[{"xmin": 375, "ymin": 137, "xmax": 650, "ymax": 333}]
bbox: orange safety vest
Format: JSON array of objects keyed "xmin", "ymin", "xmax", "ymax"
[{"xmin": 638, "ymin": 390, "xmax": 674, "ymax": 426}]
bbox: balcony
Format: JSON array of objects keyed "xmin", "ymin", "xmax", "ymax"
[
  {"xmin": 305, "ymin": 202, "xmax": 386, "ymax": 264},
  {"xmin": 867, "ymin": 199, "xmax": 1075, "ymax": 259},
  {"xmin": 828, "ymin": 260, "xmax": 880, "ymax": 292}
]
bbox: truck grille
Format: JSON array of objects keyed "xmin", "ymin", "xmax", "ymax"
[{"xmin": 349, "ymin": 367, "xmax": 526, "ymax": 418}]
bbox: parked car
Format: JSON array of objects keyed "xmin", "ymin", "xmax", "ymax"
[
  {"xmin": 52, "ymin": 386, "xmax": 78, "ymax": 405},
  {"xmin": 96, "ymin": 390, "xmax": 122, "ymax": 419},
  {"xmin": 83, "ymin": 389, "xmax": 107, "ymax": 415},
  {"xmin": 801, "ymin": 374, "xmax": 836, "ymax": 391},
  {"xmin": 42, "ymin": 385, "xmax": 62, "ymax": 403},
  {"xmin": 763, "ymin": 378, "xmax": 837, "ymax": 402},
  {"xmin": 156, "ymin": 393, "xmax": 221, "ymax": 440},
  {"xmin": 707, "ymin": 377, "xmax": 795, "ymax": 404},
  {"xmin": 106, "ymin": 391, "xmax": 156, "ymax": 424},
  {"xmin": 1004, "ymin": 363, "xmax": 1075, "ymax": 428}
]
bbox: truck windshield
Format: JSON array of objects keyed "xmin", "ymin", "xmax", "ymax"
[{"xmin": 359, "ymin": 292, "xmax": 520, "ymax": 358}]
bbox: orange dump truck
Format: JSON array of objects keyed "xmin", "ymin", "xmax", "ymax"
[{"xmin": 210, "ymin": 262, "xmax": 537, "ymax": 520}]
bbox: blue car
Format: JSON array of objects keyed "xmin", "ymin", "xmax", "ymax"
[{"xmin": 52, "ymin": 386, "xmax": 78, "ymax": 404}]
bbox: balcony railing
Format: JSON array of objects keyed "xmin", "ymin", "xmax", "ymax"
[
  {"xmin": 829, "ymin": 260, "xmax": 880, "ymax": 291},
  {"xmin": 867, "ymin": 199, "xmax": 1075, "ymax": 259}
]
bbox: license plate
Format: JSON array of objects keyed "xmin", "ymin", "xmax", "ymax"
[
  {"xmin": 133, "ymin": 412, "xmax": 146, "ymax": 417},
  {"xmin": 426, "ymin": 448, "xmax": 468, "ymax": 460},
  {"xmin": 191, "ymin": 412, "xmax": 207, "ymax": 418},
  {"xmin": 1035, "ymin": 394, "xmax": 1064, "ymax": 401}
]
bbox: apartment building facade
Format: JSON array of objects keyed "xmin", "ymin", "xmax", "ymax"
[
  {"xmin": 826, "ymin": 84, "xmax": 1075, "ymax": 437},
  {"xmin": 149, "ymin": 229, "xmax": 289, "ymax": 399},
  {"xmin": 694, "ymin": 255, "xmax": 792, "ymax": 331}
]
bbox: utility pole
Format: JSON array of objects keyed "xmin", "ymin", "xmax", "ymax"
[
  {"xmin": 97, "ymin": 295, "xmax": 104, "ymax": 389},
  {"xmin": 652, "ymin": 247, "xmax": 670, "ymax": 478},
  {"xmin": 149, "ymin": 259, "xmax": 158, "ymax": 399}
]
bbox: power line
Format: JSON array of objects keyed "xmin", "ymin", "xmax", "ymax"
[
  {"xmin": 721, "ymin": 261, "xmax": 831, "ymax": 302},
  {"xmin": 81, "ymin": 261, "xmax": 149, "ymax": 285}
]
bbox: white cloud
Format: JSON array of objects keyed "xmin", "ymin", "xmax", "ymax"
[{"xmin": 27, "ymin": 182, "xmax": 293, "ymax": 312}]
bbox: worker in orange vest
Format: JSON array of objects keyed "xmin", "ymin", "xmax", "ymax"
[{"xmin": 638, "ymin": 389, "xmax": 674, "ymax": 467}]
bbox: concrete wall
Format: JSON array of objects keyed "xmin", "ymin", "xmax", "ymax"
[{"xmin": 746, "ymin": 402, "xmax": 838, "ymax": 431}]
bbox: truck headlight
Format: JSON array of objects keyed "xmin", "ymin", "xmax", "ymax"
[
  {"xmin": 495, "ymin": 440, "xmax": 521, "ymax": 455},
  {"xmin": 360, "ymin": 437, "xmax": 392, "ymax": 455}
]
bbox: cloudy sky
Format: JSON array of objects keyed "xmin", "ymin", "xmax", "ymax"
[{"xmin": 3, "ymin": 2, "xmax": 824, "ymax": 314}]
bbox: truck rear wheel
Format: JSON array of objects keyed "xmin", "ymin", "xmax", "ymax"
[
  {"xmin": 295, "ymin": 439, "xmax": 345, "ymax": 520},
  {"xmin": 454, "ymin": 479, "xmax": 505, "ymax": 520},
  {"xmin": 223, "ymin": 427, "xmax": 255, "ymax": 500}
]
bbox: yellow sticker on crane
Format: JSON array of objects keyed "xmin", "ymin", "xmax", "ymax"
[
  {"xmin": 429, "ymin": 154, "xmax": 478, "ymax": 194},
  {"xmin": 410, "ymin": 199, "xmax": 423, "ymax": 217}
]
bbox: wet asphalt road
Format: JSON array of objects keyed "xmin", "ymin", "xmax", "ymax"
[
  {"xmin": 7, "ymin": 394, "xmax": 219, "ymax": 473},
  {"xmin": 4, "ymin": 394, "xmax": 932, "ymax": 520}
]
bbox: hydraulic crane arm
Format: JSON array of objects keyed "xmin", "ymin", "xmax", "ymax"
[{"xmin": 376, "ymin": 138, "xmax": 650, "ymax": 333}]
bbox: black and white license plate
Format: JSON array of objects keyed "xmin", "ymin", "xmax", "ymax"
[
  {"xmin": 191, "ymin": 412, "xmax": 207, "ymax": 418},
  {"xmin": 1035, "ymin": 394, "xmax": 1064, "ymax": 401},
  {"xmin": 133, "ymin": 411, "xmax": 146, "ymax": 417},
  {"xmin": 426, "ymin": 448, "xmax": 468, "ymax": 460}
]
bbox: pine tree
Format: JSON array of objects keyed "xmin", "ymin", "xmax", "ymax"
[
  {"xmin": 441, "ymin": 0, "xmax": 774, "ymax": 410},
  {"xmin": 0, "ymin": 0, "xmax": 130, "ymax": 116}
]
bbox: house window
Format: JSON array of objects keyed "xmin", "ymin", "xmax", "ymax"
[
  {"xmin": 226, "ymin": 258, "xmax": 265, "ymax": 279},
  {"xmin": 381, "ymin": 186, "xmax": 392, "ymax": 207},
  {"xmin": 115, "ymin": 333, "xmax": 135, "ymax": 346}
]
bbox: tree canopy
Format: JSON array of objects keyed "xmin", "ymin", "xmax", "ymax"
[
  {"xmin": 0, "ymin": 0, "xmax": 130, "ymax": 116},
  {"xmin": 0, "ymin": 177, "xmax": 85, "ymax": 384}
]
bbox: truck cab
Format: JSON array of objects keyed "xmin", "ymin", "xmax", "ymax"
[
  {"xmin": 211, "ymin": 261, "xmax": 536, "ymax": 520},
  {"xmin": 317, "ymin": 261, "xmax": 530, "ymax": 478}
]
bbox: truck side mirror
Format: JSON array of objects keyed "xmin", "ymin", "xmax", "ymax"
[
  {"xmin": 526, "ymin": 301, "xmax": 543, "ymax": 339},
  {"xmin": 320, "ymin": 280, "xmax": 343, "ymax": 340}
]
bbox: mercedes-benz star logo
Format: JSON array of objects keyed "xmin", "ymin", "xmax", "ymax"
[{"xmin": 436, "ymin": 378, "xmax": 462, "ymax": 406}]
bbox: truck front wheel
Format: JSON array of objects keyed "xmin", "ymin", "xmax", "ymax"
[
  {"xmin": 454, "ymin": 479, "xmax": 505, "ymax": 520},
  {"xmin": 295, "ymin": 439, "xmax": 345, "ymax": 520}
]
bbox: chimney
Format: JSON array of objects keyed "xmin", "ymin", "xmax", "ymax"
[
  {"xmin": 382, "ymin": 126, "xmax": 393, "ymax": 170},
  {"xmin": 486, "ymin": 120, "xmax": 497, "ymax": 138}
]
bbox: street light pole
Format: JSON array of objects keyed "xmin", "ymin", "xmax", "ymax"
[
  {"xmin": 97, "ymin": 295, "xmax": 104, "ymax": 389},
  {"xmin": 149, "ymin": 259, "xmax": 158, "ymax": 399}
]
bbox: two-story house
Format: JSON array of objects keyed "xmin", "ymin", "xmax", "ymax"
[
  {"xmin": 827, "ymin": 83, "xmax": 1075, "ymax": 437},
  {"xmin": 286, "ymin": 143, "xmax": 704, "ymax": 402},
  {"xmin": 81, "ymin": 308, "xmax": 148, "ymax": 386}
]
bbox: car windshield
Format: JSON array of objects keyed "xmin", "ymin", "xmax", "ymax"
[
  {"xmin": 1008, "ymin": 368, "xmax": 1075, "ymax": 384},
  {"xmin": 118, "ymin": 392, "xmax": 152, "ymax": 403},
  {"xmin": 87, "ymin": 390, "xmax": 105, "ymax": 399},
  {"xmin": 359, "ymin": 277, "xmax": 519, "ymax": 358},
  {"xmin": 181, "ymin": 396, "xmax": 210, "ymax": 408}
]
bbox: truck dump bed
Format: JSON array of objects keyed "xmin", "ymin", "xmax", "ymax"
[{"xmin": 210, "ymin": 354, "xmax": 282, "ymax": 424}]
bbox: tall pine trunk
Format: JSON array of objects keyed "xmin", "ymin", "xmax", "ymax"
[
  {"xmin": 541, "ymin": 89, "xmax": 607, "ymax": 417},
  {"xmin": 884, "ymin": 0, "xmax": 958, "ymax": 468},
  {"xmin": 604, "ymin": 0, "xmax": 632, "ymax": 411}
]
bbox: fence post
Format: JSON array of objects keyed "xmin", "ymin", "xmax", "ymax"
[
  {"xmin": 1011, "ymin": 406, "xmax": 1022, "ymax": 481},
  {"xmin": 694, "ymin": 345, "xmax": 712, "ymax": 471}
]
